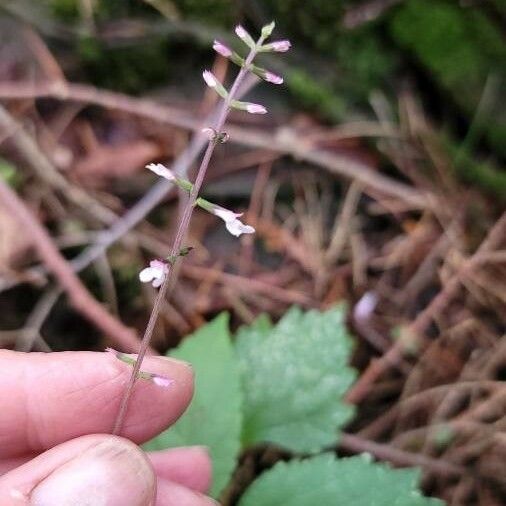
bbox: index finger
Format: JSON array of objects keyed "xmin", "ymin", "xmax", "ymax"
[{"xmin": 0, "ymin": 350, "xmax": 193, "ymax": 458}]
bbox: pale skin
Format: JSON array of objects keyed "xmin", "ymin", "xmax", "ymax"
[{"xmin": 0, "ymin": 350, "xmax": 217, "ymax": 505}]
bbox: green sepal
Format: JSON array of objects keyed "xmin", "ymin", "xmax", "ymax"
[
  {"xmin": 166, "ymin": 246, "xmax": 194, "ymax": 265},
  {"xmin": 261, "ymin": 21, "xmax": 275, "ymax": 40}
]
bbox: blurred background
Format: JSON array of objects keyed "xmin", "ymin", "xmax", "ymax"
[{"xmin": 0, "ymin": 1, "xmax": 505, "ymax": 504}]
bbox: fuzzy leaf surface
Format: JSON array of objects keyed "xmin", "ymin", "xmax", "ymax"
[
  {"xmin": 239, "ymin": 453, "xmax": 444, "ymax": 506},
  {"xmin": 236, "ymin": 306, "xmax": 356, "ymax": 453}
]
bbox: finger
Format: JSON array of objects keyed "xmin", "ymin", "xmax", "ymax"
[
  {"xmin": 148, "ymin": 447, "xmax": 212, "ymax": 493},
  {"xmin": 2, "ymin": 447, "xmax": 213, "ymax": 493},
  {"xmin": 0, "ymin": 350, "xmax": 193, "ymax": 458},
  {"xmin": 156, "ymin": 478, "xmax": 218, "ymax": 506},
  {"xmin": 0, "ymin": 435, "xmax": 155, "ymax": 506}
]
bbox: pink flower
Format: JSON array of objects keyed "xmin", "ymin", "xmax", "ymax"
[
  {"xmin": 146, "ymin": 163, "xmax": 175, "ymax": 181},
  {"xmin": 212, "ymin": 206, "xmax": 255, "ymax": 237},
  {"xmin": 202, "ymin": 70, "xmax": 217, "ymax": 88},
  {"xmin": 265, "ymin": 71, "xmax": 283, "ymax": 84},
  {"xmin": 270, "ymin": 40, "xmax": 291, "ymax": 52},
  {"xmin": 235, "ymin": 25, "xmax": 249, "ymax": 41},
  {"xmin": 152, "ymin": 375, "xmax": 174, "ymax": 388},
  {"xmin": 213, "ymin": 40, "xmax": 232, "ymax": 58},
  {"xmin": 246, "ymin": 103, "xmax": 267, "ymax": 114},
  {"xmin": 139, "ymin": 259, "xmax": 169, "ymax": 288}
]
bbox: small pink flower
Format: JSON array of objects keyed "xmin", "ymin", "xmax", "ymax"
[
  {"xmin": 139, "ymin": 259, "xmax": 169, "ymax": 288},
  {"xmin": 202, "ymin": 70, "xmax": 217, "ymax": 88},
  {"xmin": 212, "ymin": 206, "xmax": 255, "ymax": 237},
  {"xmin": 146, "ymin": 163, "xmax": 175, "ymax": 181},
  {"xmin": 235, "ymin": 25, "xmax": 249, "ymax": 41},
  {"xmin": 246, "ymin": 103, "xmax": 267, "ymax": 114},
  {"xmin": 270, "ymin": 40, "xmax": 291, "ymax": 52},
  {"xmin": 265, "ymin": 71, "xmax": 283, "ymax": 84},
  {"xmin": 152, "ymin": 375, "xmax": 174, "ymax": 388},
  {"xmin": 213, "ymin": 40, "xmax": 232, "ymax": 58}
]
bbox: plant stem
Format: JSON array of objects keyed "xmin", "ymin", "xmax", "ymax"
[{"xmin": 112, "ymin": 42, "xmax": 259, "ymax": 435}]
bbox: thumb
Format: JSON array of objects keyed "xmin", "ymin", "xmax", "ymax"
[{"xmin": 0, "ymin": 435, "xmax": 155, "ymax": 506}]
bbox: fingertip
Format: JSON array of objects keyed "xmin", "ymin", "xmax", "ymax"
[
  {"xmin": 0, "ymin": 435, "xmax": 156, "ymax": 506},
  {"xmin": 156, "ymin": 478, "xmax": 219, "ymax": 506},
  {"xmin": 149, "ymin": 446, "xmax": 212, "ymax": 493}
]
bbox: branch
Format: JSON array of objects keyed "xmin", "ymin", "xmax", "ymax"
[
  {"xmin": 0, "ymin": 178, "xmax": 142, "ymax": 352},
  {"xmin": 346, "ymin": 212, "xmax": 506, "ymax": 404},
  {"xmin": 0, "ymin": 81, "xmax": 431, "ymax": 208}
]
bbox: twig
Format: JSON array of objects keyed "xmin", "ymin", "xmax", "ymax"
[
  {"xmin": 0, "ymin": 81, "xmax": 431, "ymax": 207},
  {"xmin": 339, "ymin": 433, "xmax": 465, "ymax": 477},
  {"xmin": 0, "ymin": 178, "xmax": 142, "ymax": 352},
  {"xmin": 182, "ymin": 264, "xmax": 314, "ymax": 307},
  {"xmin": 15, "ymin": 287, "xmax": 61, "ymax": 352},
  {"xmin": 0, "ymin": 105, "xmax": 116, "ymax": 225},
  {"xmin": 346, "ymin": 212, "xmax": 506, "ymax": 404},
  {"xmin": 325, "ymin": 181, "xmax": 363, "ymax": 264}
]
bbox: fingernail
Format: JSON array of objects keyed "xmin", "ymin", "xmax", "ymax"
[
  {"xmin": 141, "ymin": 355, "xmax": 193, "ymax": 386},
  {"xmin": 147, "ymin": 355, "xmax": 192, "ymax": 369},
  {"xmin": 30, "ymin": 438, "xmax": 155, "ymax": 506}
]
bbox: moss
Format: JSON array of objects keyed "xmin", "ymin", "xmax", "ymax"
[
  {"xmin": 78, "ymin": 36, "xmax": 170, "ymax": 94},
  {"xmin": 441, "ymin": 136, "xmax": 506, "ymax": 201},
  {"xmin": 390, "ymin": 0, "xmax": 506, "ymax": 157},
  {"xmin": 49, "ymin": 0, "xmax": 152, "ymax": 22},
  {"xmin": 287, "ymin": 69, "xmax": 346, "ymax": 119},
  {"xmin": 171, "ymin": 0, "xmax": 234, "ymax": 25},
  {"xmin": 48, "ymin": 0, "xmax": 79, "ymax": 21}
]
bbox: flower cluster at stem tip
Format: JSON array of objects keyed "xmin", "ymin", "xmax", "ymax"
[{"xmin": 139, "ymin": 22, "xmax": 290, "ymax": 288}]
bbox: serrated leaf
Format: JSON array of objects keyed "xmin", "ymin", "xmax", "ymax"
[
  {"xmin": 239, "ymin": 453, "xmax": 445, "ymax": 506},
  {"xmin": 236, "ymin": 306, "xmax": 356, "ymax": 453},
  {"xmin": 144, "ymin": 313, "xmax": 242, "ymax": 497}
]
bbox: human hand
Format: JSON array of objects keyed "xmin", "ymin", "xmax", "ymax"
[{"xmin": 0, "ymin": 350, "xmax": 217, "ymax": 505}]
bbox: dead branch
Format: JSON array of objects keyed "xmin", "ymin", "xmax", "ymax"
[
  {"xmin": 0, "ymin": 178, "xmax": 142, "ymax": 352},
  {"xmin": 0, "ymin": 81, "xmax": 431, "ymax": 208},
  {"xmin": 346, "ymin": 212, "xmax": 506, "ymax": 404}
]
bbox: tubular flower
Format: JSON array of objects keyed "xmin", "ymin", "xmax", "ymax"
[
  {"xmin": 213, "ymin": 40, "xmax": 232, "ymax": 58},
  {"xmin": 139, "ymin": 259, "xmax": 169, "ymax": 288},
  {"xmin": 146, "ymin": 163, "xmax": 175, "ymax": 181},
  {"xmin": 212, "ymin": 206, "xmax": 255, "ymax": 237}
]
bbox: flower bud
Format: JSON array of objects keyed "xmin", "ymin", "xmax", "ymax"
[
  {"xmin": 261, "ymin": 21, "xmax": 276, "ymax": 39},
  {"xmin": 213, "ymin": 40, "xmax": 232, "ymax": 58},
  {"xmin": 261, "ymin": 40, "xmax": 291, "ymax": 53},
  {"xmin": 246, "ymin": 103, "xmax": 267, "ymax": 114},
  {"xmin": 235, "ymin": 24, "xmax": 256, "ymax": 49},
  {"xmin": 264, "ymin": 71, "xmax": 283, "ymax": 84}
]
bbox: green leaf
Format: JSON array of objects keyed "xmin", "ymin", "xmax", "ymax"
[
  {"xmin": 144, "ymin": 313, "xmax": 242, "ymax": 497},
  {"xmin": 239, "ymin": 453, "xmax": 444, "ymax": 506},
  {"xmin": 236, "ymin": 306, "xmax": 356, "ymax": 453}
]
